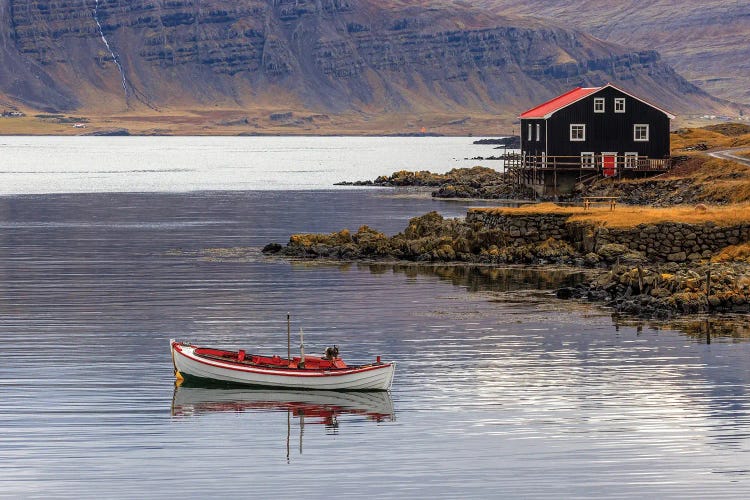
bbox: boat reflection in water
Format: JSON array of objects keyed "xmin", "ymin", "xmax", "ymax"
[
  {"xmin": 172, "ymin": 385, "xmax": 395, "ymax": 459},
  {"xmin": 171, "ymin": 385, "xmax": 395, "ymax": 429}
]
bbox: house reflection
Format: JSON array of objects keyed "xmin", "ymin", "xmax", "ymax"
[{"xmin": 614, "ymin": 314, "xmax": 750, "ymax": 343}]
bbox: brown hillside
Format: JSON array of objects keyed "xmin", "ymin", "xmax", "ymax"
[{"xmin": 0, "ymin": 0, "xmax": 730, "ymax": 135}]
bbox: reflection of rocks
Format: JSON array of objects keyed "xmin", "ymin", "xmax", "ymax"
[
  {"xmin": 363, "ymin": 262, "xmax": 586, "ymax": 294},
  {"xmin": 264, "ymin": 208, "xmax": 750, "ymax": 319},
  {"xmin": 614, "ymin": 316, "xmax": 750, "ymax": 342}
]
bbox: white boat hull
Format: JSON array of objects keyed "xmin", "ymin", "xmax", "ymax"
[{"xmin": 171, "ymin": 341, "xmax": 395, "ymax": 391}]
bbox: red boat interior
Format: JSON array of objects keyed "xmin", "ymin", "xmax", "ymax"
[{"xmin": 193, "ymin": 347, "xmax": 350, "ymax": 370}]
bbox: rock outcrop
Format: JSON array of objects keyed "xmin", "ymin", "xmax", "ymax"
[
  {"xmin": 337, "ymin": 166, "xmax": 535, "ymax": 199},
  {"xmin": 561, "ymin": 261, "xmax": 750, "ymax": 318},
  {"xmin": 264, "ymin": 208, "xmax": 750, "ymax": 317}
]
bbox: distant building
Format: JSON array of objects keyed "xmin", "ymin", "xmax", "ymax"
[{"xmin": 509, "ymin": 83, "xmax": 674, "ymax": 196}]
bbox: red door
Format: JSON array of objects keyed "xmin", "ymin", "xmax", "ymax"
[{"xmin": 602, "ymin": 153, "xmax": 617, "ymax": 177}]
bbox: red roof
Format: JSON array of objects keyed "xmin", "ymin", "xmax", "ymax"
[
  {"xmin": 520, "ymin": 87, "xmax": 601, "ymax": 119},
  {"xmin": 519, "ymin": 84, "xmax": 675, "ymax": 119}
]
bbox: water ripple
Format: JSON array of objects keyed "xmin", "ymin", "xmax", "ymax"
[{"xmin": 0, "ymin": 190, "xmax": 749, "ymax": 498}]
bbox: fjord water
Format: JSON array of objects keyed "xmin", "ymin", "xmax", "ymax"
[{"xmin": 1, "ymin": 138, "xmax": 749, "ymax": 498}]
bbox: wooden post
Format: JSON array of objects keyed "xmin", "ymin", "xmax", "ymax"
[
  {"xmin": 553, "ymin": 157, "xmax": 558, "ymax": 200},
  {"xmin": 299, "ymin": 328, "xmax": 306, "ymax": 368},
  {"xmin": 637, "ymin": 264, "xmax": 644, "ymax": 294},
  {"xmin": 706, "ymin": 262, "xmax": 712, "ymax": 312}
]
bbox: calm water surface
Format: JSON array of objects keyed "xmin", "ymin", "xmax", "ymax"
[
  {"xmin": 0, "ymin": 138, "xmax": 749, "ymax": 498},
  {"xmin": 0, "ymin": 136, "xmax": 510, "ymax": 194}
]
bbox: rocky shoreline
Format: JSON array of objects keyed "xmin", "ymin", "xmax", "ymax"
[
  {"xmin": 334, "ymin": 142, "xmax": 750, "ymax": 205},
  {"xmin": 334, "ymin": 163, "xmax": 718, "ymax": 205},
  {"xmin": 263, "ymin": 210, "xmax": 750, "ymax": 319},
  {"xmin": 558, "ymin": 261, "xmax": 748, "ymax": 318},
  {"xmin": 472, "ymin": 136, "xmax": 521, "ymax": 148},
  {"xmin": 335, "ymin": 166, "xmax": 536, "ymax": 199}
]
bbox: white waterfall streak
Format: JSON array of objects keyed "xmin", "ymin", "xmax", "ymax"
[{"xmin": 93, "ymin": 0, "xmax": 128, "ymax": 100}]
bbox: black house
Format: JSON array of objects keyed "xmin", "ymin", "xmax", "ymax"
[{"xmin": 511, "ymin": 83, "xmax": 675, "ymax": 196}]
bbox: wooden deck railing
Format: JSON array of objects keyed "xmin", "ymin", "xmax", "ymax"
[{"xmin": 506, "ymin": 154, "xmax": 671, "ymax": 173}]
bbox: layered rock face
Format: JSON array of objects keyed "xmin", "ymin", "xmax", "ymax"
[
  {"xmin": 478, "ymin": 0, "xmax": 750, "ymax": 106},
  {"xmin": 1, "ymin": 0, "xmax": 721, "ymax": 115}
]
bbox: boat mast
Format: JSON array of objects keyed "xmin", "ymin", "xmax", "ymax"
[
  {"xmin": 287, "ymin": 313, "xmax": 291, "ymax": 362},
  {"xmin": 299, "ymin": 328, "xmax": 306, "ymax": 368}
]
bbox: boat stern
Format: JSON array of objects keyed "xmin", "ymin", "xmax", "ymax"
[{"xmin": 170, "ymin": 339, "xmax": 185, "ymax": 384}]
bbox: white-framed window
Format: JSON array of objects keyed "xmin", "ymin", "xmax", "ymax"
[
  {"xmin": 528, "ymin": 123, "xmax": 532, "ymax": 141},
  {"xmin": 634, "ymin": 124, "xmax": 649, "ymax": 142},
  {"xmin": 535, "ymin": 123, "xmax": 540, "ymax": 141},
  {"xmin": 624, "ymin": 152, "xmax": 638, "ymax": 168},
  {"xmin": 570, "ymin": 124, "xmax": 586, "ymax": 141},
  {"xmin": 614, "ymin": 98, "xmax": 625, "ymax": 113},
  {"xmin": 581, "ymin": 152, "xmax": 596, "ymax": 169},
  {"xmin": 594, "ymin": 98, "xmax": 605, "ymax": 113}
]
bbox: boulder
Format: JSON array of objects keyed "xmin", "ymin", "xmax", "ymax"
[
  {"xmin": 598, "ymin": 243, "xmax": 631, "ymax": 263},
  {"xmin": 262, "ymin": 242, "xmax": 282, "ymax": 254}
]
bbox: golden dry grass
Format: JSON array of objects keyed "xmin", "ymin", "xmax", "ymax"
[
  {"xmin": 472, "ymin": 203, "xmax": 750, "ymax": 228},
  {"xmin": 570, "ymin": 204, "xmax": 750, "ymax": 227},
  {"xmin": 712, "ymin": 243, "xmax": 750, "ymax": 263},
  {"xmin": 671, "ymin": 127, "xmax": 750, "ymax": 151},
  {"xmin": 472, "ymin": 202, "xmax": 586, "ymax": 217},
  {"xmin": 659, "ymin": 129, "xmax": 750, "ymax": 203},
  {"xmin": 679, "ymin": 157, "xmax": 750, "ymax": 204}
]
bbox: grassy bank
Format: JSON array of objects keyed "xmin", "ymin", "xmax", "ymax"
[
  {"xmin": 471, "ymin": 202, "xmax": 750, "ymax": 228},
  {"xmin": 671, "ymin": 123, "xmax": 750, "ymax": 150},
  {"xmin": 577, "ymin": 124, "xmax": 750, "ymax": 205}
]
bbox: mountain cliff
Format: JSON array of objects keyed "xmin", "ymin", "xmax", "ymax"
[
  {"xmin": 473, "ymin": 0, "xmax": 750, "ymax": 106},
  {"xmin": 0, "ymin": 0, "xmax": 734, "ymax": 133}
]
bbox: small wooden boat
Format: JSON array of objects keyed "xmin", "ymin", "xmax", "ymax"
[{"xmin": 170, "ymin": 340, "xmax": 396, "ymax": 391}]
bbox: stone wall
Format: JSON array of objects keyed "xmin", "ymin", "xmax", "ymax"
[
  {"xmin": 597, "ymin": 222, "xmax": 750, "ymax": 262},
  {"xmin": 466, "ymin": 211, "xmax": 570, "ymax": 246},
  {"xmin": 467, "ymin": 210, "xmax": 750, "ymax": 262}
]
